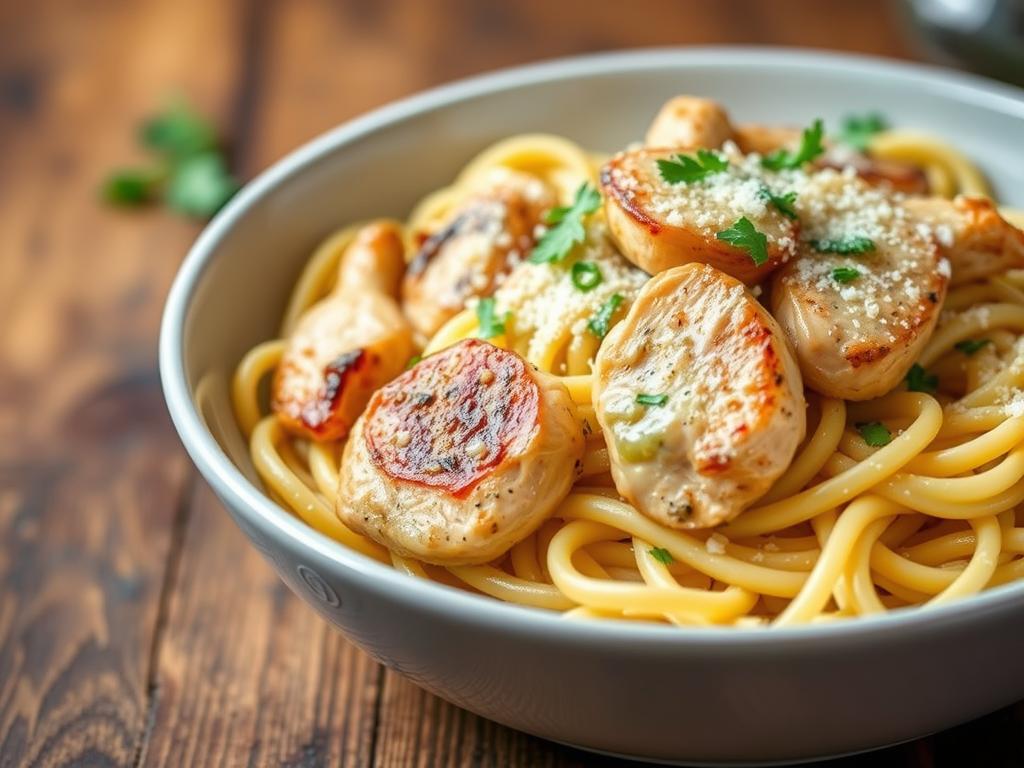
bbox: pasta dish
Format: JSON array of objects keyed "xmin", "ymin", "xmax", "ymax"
[{"xmin": 232, "ymin": 96, "xmax": 1024, "ymax": 627}]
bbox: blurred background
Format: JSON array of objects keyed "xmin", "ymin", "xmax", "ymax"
[{"xmin": 2, "ymin": 1, "xmax": 1023, "ymax": 766}]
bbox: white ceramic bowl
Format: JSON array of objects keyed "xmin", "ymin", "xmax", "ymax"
[{"xmin": 160, "ymin": 48, "xmax": 1024, "ymax": 765}]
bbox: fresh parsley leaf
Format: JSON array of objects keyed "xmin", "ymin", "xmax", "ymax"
[
  {"xmin": 476, "ymin": 297, "xmax": 508, "ymax": 339},
  {"xmin": 571, "ymin": 261, "xmax": 603, "ymax": 292},
  {"xmin": 405, "ymin": 354, "xmax": 422, "ymax": 370},
  {"xmin": 166, "ymin": 153, "xmax": 239, "ymax": 218},
  {"xmin": 837, "ymin": 112, "xmax": 888, "ymax": 152},
  {"xmin": 954, "ymin": 339, "xmax": 991, "ymax": 356},
  {"xmin": 656, "ymin": 148, "xmax": 729, "ymax": 184},
  {"xmin": 649, "ymin": 546, "xmax": 674, "ymax": 565},
  {"xmin": 761, "ymin": 119, "xmax": 825, "ymax": 170},
  {"xmin": 716, "ymin": 217, "xmax": 769, "ymax": 267},
  {"xmin": 759, "ymin": 187, "xmax": 798, "ymax": 219},
  {"xmin": 905, "ymin": 363, "xmax": 938, "ymax": 394},
  {"xmin": 636, "ymin": 393, "xmax": 668, "ymax": 406},
  {"xmin": 141, "ymin": 99, "xmax": 218, "ymax": 160},
  {"xmin": 811, "ymin": 235, "xmax": 876, "ymax": 255},
  {"xmin": 587, "ymin": 293, "xmax": 624, "ymax": 339},
  {"xmin": 857, "ymin": 421, "xmax": 892, "ymax": 447},
  {"xmin": 832, "ymin": 266, "xmax": 860, "ymax": 284},
  {"xmin": 102, "ymin": 167, "xmax": 164, "ymax": 206},
  {"xmin": 529, "ymin": 183, "xmax": 601, "ymax": 264}
]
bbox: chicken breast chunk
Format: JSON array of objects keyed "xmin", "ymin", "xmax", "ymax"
[
  {"xmin": 771, "ymin": 170, "xmax": 948, "ymax": 400},
  {"xmin": 644, "ymin": 96, "xmax": 735, "ymax": 150},
  {"xmin": 337, "ymin": 338, "xmax": 584, "ymax": 565},
  {"xmin": 903, "ymin": 196, "xmax": 1024, "ymax": 286},
  {"xmin": 601, "ymin": 148, "xmax": 798, "ymax": 283},
  {"xmin": 594, "ymin": 263, "xmax": 806, "ymax": 529},
  {"xmin": 402, "ymin": 168, "xmax": 555, "ymax": 338},
  {"xmin": 272, "ymin": 222, "xmax": 414, "ymax": 441}
]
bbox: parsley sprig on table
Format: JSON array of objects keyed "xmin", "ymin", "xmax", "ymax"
[
  {"xmin": 836, "ymin": 112, "xmax": 888, "ymax": 152},
  {"xmin": 716, "ymin": 217, "xmax": 769, "ymax": 267},
  {"xmin": 529, "ymin": 183, "xmax": 601, "ymax": 264},
  {"xmin": 762, "ymin": 119, "xmax": 825, "ymax": 171},
  {"xmin": 103, "ymin": 99, "xmax": 239, "ymax": 219},
  {"xmin": 656, "ymin": 149, "xmax": 728, "ymax": 184}
]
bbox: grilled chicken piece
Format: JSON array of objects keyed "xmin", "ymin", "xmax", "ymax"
[
  {"xmin": 903, "ymin": 196, "xmax": 1024, "ymax": 286},
  {"xmin": 594, "ymin": 263, "xmax": 806, "ymax": 529},
  {"xmin": 645, "ymin": 96, "xmax": 735, "ymax": 150},
  {"xmin": 337, "ymin": 339, "xmax": 584, "ymax": 565},
  {"xmin": 272, "ymin": 222, "xmax": 414, "ymax": 442},
  {"xmin": 771, "ymin": 171, "xmax": 948, "ymax": 401},
  {"xmin": 402, "ymin": 169, "xmax": 555, "ymax": 338},
  {"xmin": 601, "ymin": 148, "xmax": 798, "ymax": 283}
]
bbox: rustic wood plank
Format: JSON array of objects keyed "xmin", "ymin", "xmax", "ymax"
[
  {"xmin": 0, "ymin": 0, "xmax": 249, "ymax": 764},
  {"xmin": 140, "ymin": 483, "xmax": 381, "ymax": 767}
]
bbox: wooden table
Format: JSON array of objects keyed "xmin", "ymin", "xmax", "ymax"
[{"xmin": 2, "ymin": 1, "xmax": 1022, "ymax": 765}]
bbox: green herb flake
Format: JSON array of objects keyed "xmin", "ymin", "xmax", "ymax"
[
  {"xmin": 656, "ymin": 148, "xmax": 729, "ymax": 184},
  {"xmin": 831, "ymin": 266, "xmax": 860, "ymax": 284},
  {"xmin": 140, "ymin": 99, "xmax": 218, "ymax": 160},
  {"xmin": 905, "ymin": 363, "xmax": 938, "ymax": 394},
  {"xmin": 649, "ymin": 547, "xmax": 674, "ymax": 565},
  {"xmin": 571, "ymin": 261, "xmax": 603, "ymax": 292},
  {"xmin": 811, "ymin": 235, "xmax": 876, "ymax": 255},
  {"xmin": 857, "ymin": 421, "xmax": 892, "ymax": 447},
  {"xmin": 476, "ymin": 297, "xmax": 508, "ymax": 339},
  {"xmin": 636, "ymin": 393, "xmax": 668, "ymax": 407},
  {"xmin": 954, "ymin": 339, "xmax": 991, "ymax": 356},
  {"xmin": 716, "ymin": 217, "xmax": 769, "ymax": 267},
  {"xmin": 405, "ymin": 354, "xmax": 423, "ymax": 370},
  {"xmin": 165, "ymin": 153, "xmax": 240, "ymax": 218},
  {"xmin": 102, "ymin": 168, "xmax": 164, "ymax": 206},
  {"xmin": 837, "ymin": 112, "xmax": 888, "ymax": 152},
  {"xmin": 761, "ymin": 119, "xmax": 825, "ymax": 170},
  {"xmin": 529, "ymin": 183, "xmax": 601, "ymax": 264},
  {"xmin": 759, "ymin": 187, "xmax": 798, "ymax": 220},
  {"xmin": 587, "ymin": 293, "xmax": 624, "ymax": 339}
]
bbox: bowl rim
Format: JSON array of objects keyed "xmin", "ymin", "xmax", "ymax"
[{"xmin": 160, "ymin": 45, "xmax": 1024, "ymax": 648}]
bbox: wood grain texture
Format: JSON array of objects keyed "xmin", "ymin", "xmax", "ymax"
[{"xmin": 1, "ymin": 0, "xmax": 1022, "ymax": 766}]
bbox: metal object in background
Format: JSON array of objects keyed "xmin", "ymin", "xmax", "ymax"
[{"xmin": 902, "ymin": 0, "xmax": 1024, "ymax": 85}]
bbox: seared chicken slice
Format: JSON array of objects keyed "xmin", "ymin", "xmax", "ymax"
[
  {"xmin": 273, "ymin": 222, "xmax": 414, "ymax": 441},
  {"xmin": 771, "ymin": 170, "xmax": 948, "ymax": 401},
  {"xmin": 337, "ymin": 338, "xmax": 584, "ymax": 565},
  {"xmin": 594, "ymin": 263, "xmax": 805, "ymax": 529},
  {"xmin": 601, "ymin": 148, "xmax": 798, "ymax": 283},
  {"xmin": 903, "ymin": 196, "xmax": 1024, "ymax": 286},
  {"xmin": 402, "ymin": 169, "xmax": 555, "ymax": 338},
  {"xmin": 644, "ymin": 96, "xmax": 735, "ymax": 150}
]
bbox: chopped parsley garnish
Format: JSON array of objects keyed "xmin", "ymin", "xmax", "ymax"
[
  {"xmin": 716, "ymin": 217, "xmax": 769, "ymax": 267},
  {"xmin": 955, "ymin": 339, "xmax": 991, "ymax": 356},
  {"xmin": 857, "ymin": 421, "xmax": 892, "ymax": 447},
  {"xmin": 529, "ymin": 183, "xmax": 601, "ymax": 264},
  {"xmin": 587, "ymin": 293, "xmax": 624, "ymax": 339},
  {"xmin": 837, "ymin": 112, "xmax": 888, "ymax": 152},
  {"xmin": 571, "ymin": 261, "xmax": 603, "ymax": 292},
  {"xmin": 635, "ymin": 393, "xmax": 668, "ymax": 406},
  {"xmin": 759, "ymin": 187, "xmax": 798, "ymax": 219},
  {"xmin": 405, "ymin": 354, "xmax": 422, "ymax": 370},
  {"xmin": 831, "ymin": 266, "xmax": 860, "ymax": 284},
  {"xmin": 656, "ymin": 148, "xmax": 729, "ymax": 184},
  {"xmin": 649, "ymin": 547, "xmax": 674, "ymax": 565},
  {"xmin": 761, "ymin": 118, "xmax": 825, "ymax": 170},
  {"xmin": 476, "ymin": 297, "xmax": 508, "ymax": 339},
  {"xmin": 103, "ymin": 98, "xmax": 239, "ymax": 219},
  {"xmin": 811, "ymin": 235, "xmax": 876, "ymax": 255},
  {"xmin": 905, "ymin": 363, "xmax": 938, "ymax": 394}
]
